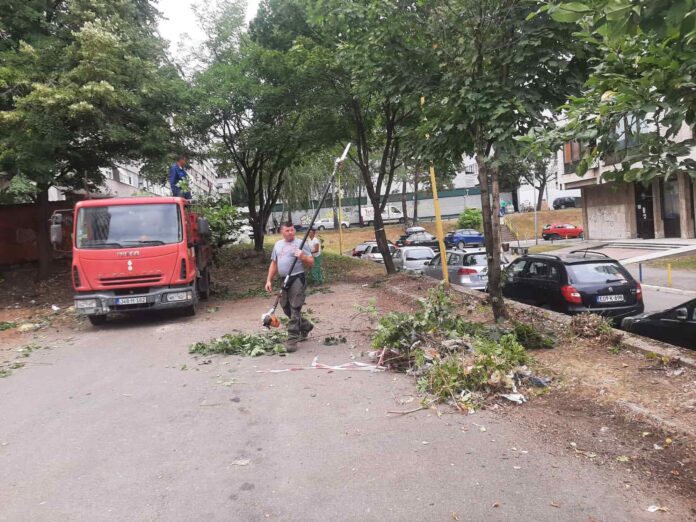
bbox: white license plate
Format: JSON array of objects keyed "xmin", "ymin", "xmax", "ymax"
[
  {"xmin": 116, "ymin": 297, "xmax": 148, "ymax": 305},
  {"xmin": 597, "ymin": 295, "xmax": 624, "ymax": 304}
]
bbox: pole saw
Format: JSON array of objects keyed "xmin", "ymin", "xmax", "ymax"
[{"xmin": 262, "ymin": 142, "xmax": 352, "ymax": 328}]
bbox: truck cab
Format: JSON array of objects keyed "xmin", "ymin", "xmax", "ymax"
[{"xmin": 58, "ymin": 197, "xmax": 212, "ymax": 325}]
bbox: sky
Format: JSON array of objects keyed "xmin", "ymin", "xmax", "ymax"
[{"xmin": 156, "ymin": 0, "xmax": 260, "ymax": 60}]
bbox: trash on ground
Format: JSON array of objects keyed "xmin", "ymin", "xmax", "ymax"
[
  {"xmin": 500, "ymin": 393, "xmax": 526, "ymax": 405},
  {"xmin": 323, "ymin": 335, "xmax": 347, "ymax": 346},
  {"xmin": 257, "ymin": 356, "xmax": 385, "ymax": 373},
  {"xmin": 646, "ymin": 505, "xmax": 668, "ymax": 513},
  {"xmin": 232, "ymin": 459, "xmax": 251, "ymax": 466}
]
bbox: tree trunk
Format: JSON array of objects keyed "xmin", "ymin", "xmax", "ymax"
[
  {"xmin": 536, "ymin": 180, "xmax": 546, "ymax": 211},
  {"xmin": 476, "ymin": 153, "xmax": 506, "ymax": 321},
  {"xmin": 253, "ymin": 219, "xmax": 266, "ymax": 252},
  {"xmin": 357, "ymin": 185, "xmax": 363, "ymax": 227},
  {"xmin": 332, "ymin": 180, "xmax": 339, "ymax": 229},
  {"xmin": 36, "ymin": 184, "xmax": 52, "ymax": 280},
  {"xmin": 372, "ymin": 209, "xmax": 395, "ymax": 274},
  {"xmin": 401, "ymin": 179, "xmax": 409, "ymax": 227}
]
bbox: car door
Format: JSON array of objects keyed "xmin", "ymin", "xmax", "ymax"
[
  {"xmin": 650, "ymin": 300, "xmax": 696, "ymax": 348},
  {"xmin": 392, "ymin": 248, "xmax": 403, "ymax": 270},
  {"xmin": 502, "ymin": 259, "xmax": 529, "ymax": 301},
  {"xmin": 447, "ymin": 252, "xmax": 463, "ymax": 282},
  {"xmin": 424, "ymin": 252, "xmax": 442, "ymax": 280}
]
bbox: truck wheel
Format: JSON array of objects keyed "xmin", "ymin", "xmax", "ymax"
[
  {"xmin": 367, "ymin": 220, "xmax": 373, "ymax": 227},
  {"xmin": 88, "ymin": 315, "xmax": 107, "ymax": 326},
  {"xmin": 182, "ymin": 282, "xmax": 198, "ymax": 317},
  {"xmin": 198, "ymin": 268, "xmax": 210, "ymax": 300},
  {"xmin": 341, "ymin": 223, "xmax": 348, "ymax": 229}
]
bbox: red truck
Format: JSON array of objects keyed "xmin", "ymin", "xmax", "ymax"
[{"xmin": 51, "ymin": 196, "xmax": 213, "ymax": 325}]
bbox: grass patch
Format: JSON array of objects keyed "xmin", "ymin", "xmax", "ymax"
[
  {"xmin": 646, "ymin": 254, "xmax": 696, "ymax": 272},
  {"xmin": 0, "ymin": 321, "xmax": 17, "ymax": 331},
  {"xmin": 512, "ymin": 321, "xmax": 555, "ymax": 349},
  {"xmin": 527, "ymin": 244, "xmax": 568, "ymax": 254},
  {"xmin": 190, "ymin": 331, "xmax": 288, "ymax": 357},
  {"xmin": 505, "ymin": 208, "xmax": 582, "ymax": 240}
]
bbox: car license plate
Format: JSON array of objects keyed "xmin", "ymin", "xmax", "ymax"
[
  {"xmin": 479, "ymin": 275, "xmax": 488, "ymax": 282},
  {"xmin": 116, "ymin": 297, "xmax": 147, "ymax": 305},
  {"xmin": 597, "ymin": 295, "xmax": 624, "ymax": 304}
]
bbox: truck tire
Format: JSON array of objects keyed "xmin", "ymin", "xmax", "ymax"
[
  {"xmin": 198, "ymin": 268, "xmax": 210, "ymax": 301},
  {"xmin": 182, "ymin": 282, "xmax": 198, "ymax": 317},
  {"xmin": 367, "ymin": 220, "xmax": 373, "ymax": 227},
  {"xmin": 341, "ymin": 223, "xmax": 348, "ymax": 229},
  {"xmin": 88, "ymin": 315, "xmax": 107, "ymax": 326}
]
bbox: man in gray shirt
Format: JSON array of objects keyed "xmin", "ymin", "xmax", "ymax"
[{"xmin": 265, "ymin": 222, "xmax": 315, "ymax": 351}]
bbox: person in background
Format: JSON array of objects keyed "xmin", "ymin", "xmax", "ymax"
[
  {"xmin": 307, "ymin": 227, "xmax": 324, "ymax": 285},
  {"xmin": 168, "ymin": 154, "xmax": 192, "ymax": 199}
]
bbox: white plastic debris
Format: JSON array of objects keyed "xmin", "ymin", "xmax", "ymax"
[{"xmin": 500, "ymin": 393, "xmax": 527, "ymax": 405}]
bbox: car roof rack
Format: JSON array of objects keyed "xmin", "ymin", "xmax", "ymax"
[
  {"xmin": 527, "ymin": 253, "xmax": 562, "ymax": 260},
  {"xmin": 568, "ymin": 249, "xmax": 609, "ymax": 258}
]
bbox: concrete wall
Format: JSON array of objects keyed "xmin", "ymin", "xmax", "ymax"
[{"xmin": 582, "ymin": 183, "xmax": 636, "ymax": 239}]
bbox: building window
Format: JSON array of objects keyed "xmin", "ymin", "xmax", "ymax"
[{"xmin": 563, "ymin": 141, "xmax": 585, "ymax": 174}]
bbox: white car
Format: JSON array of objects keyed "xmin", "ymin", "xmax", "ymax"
[
  {"xmin": 361, "ymin": 244, "xmax": 396, "ymax": 264},
  {"xmin": 424, "ymin": 249, "xmax": 510, "ymax": 290},
  {"xmin": 393, "ymin": 246, "xmax": 434, "ymax": 273},
  {"xmin": 315, "ymin": 218, "xmax": 350, "ymax": 230}
]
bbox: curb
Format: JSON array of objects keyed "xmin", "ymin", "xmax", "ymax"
[
  {"xmin": 640, "ymin": 284, "xmax": 696, "ymax": 297},
  {"xmin": 384, "ymin": 277, "xmax": 696, "ymax": 370}
]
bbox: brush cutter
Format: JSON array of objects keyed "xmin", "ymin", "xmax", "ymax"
[{"xmin": 261, "ymin": 143, "xmax": 352, "ymax": 328}]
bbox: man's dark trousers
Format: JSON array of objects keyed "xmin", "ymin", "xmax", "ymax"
[{"xmin": 280, "ymin": 274, "xmax": 313, "ymax": 341}]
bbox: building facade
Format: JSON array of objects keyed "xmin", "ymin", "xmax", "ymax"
[{"xmin": 558, "ymin": 124, "xmax": 696, "ymax": 240}]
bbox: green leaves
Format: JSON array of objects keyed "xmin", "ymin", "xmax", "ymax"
[{"xmin": 550, "ymin": 3, "xmax": 592, "ymax": 23}]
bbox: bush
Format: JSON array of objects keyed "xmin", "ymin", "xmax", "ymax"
[
  {"xmin": 457, "ymin": 208, "xmax": 483, "ymax": 230},
  {"xmin": 512, "ymin": 322, "xmax": 555, "ymax": 349},
  {"xmin": 194, "ymin": 196, "xmax": 245, "ymax": 250}
]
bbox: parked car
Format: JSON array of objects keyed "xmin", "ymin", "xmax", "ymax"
[
  {"xmin": 314, "ymin": 217, "xmax": 350, "ymax": 230},
  {"xmin": 542, "ymin": 223, "xmax": 584, "ymax": 240},
  {"xmin": 552, "ymin": 197, "xmax": 578, "ymax": 210},
  {"xmin": 423, "ymin": 250, "xmax": 510, "ymax": 290},
  {"xmin": 393, "ymin": 246, "xmax": 435, "ymax": 273},
  {"xmin": 501, "ymin": 251, "xmax": 644, "ymax": 322},
  {"xmin": 352, "ymin": 240, "xmax": 395, "ymax": 257},
  {"xmin": 444, "ymin": 229, "xmax": 484, "ymax": 249},
  {"xmin": 361, "ymin": 243, "xmax": 397, "ymax": 264},
  {"xmin": 402, "ymin": 231, "xmax": 441, "ymax": 250},
  {"xmin": 395, "ymin": 226, "xmax": 427, "ymax": 247},
  {"xmin": 621, "ymin": 298, "xmax": 695, "ymax": 349}
]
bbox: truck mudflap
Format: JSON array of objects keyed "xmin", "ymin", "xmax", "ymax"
[{"xmin": 73, "ymin": 284, "xmax": 196, "ymax": 316}]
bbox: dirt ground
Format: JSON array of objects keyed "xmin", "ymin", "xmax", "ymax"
[{"xmin": 2, "ymin": 252, "xmax": 694, "ymax": 516}]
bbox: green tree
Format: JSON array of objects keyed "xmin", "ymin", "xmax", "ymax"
[
  {"xmin": 530, "ymin": 1, "xmax": 696, "ymax": 182},
  {"xmin": 0, "ymin": 0, "xmax": 185, "ymax": 277},
  {"xmin": 419, "ymin": 0, "xmax": 588, "ymax": 319},
  {"xmin": 458, "ymin": 209, "xmax": 483, "ymax": 230}
]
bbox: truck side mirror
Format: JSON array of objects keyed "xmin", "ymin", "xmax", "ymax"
[
  {"xmin": 675, "ymin": 307, "xmax": 688, "ymax": 321},
  {"xmin": 197, "ymin": 217, "xmax": 211, "ymax": 237}
]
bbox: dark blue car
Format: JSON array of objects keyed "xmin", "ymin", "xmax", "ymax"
[{"xmin": 444, "ymin": 229, "xmax": 484, "ymax": 250}]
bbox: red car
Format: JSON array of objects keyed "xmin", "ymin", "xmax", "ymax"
[{"xmin": 542, "ymin": 223, "xmax": 584, "ymax": 240}]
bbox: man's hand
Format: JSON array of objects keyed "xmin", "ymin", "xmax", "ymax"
[
  {"xmin": 265, "ymin": 280, "xmax": 273, "ymax": 293},
  {"xmin": 294, "ymin": 249, "xmax": 304, "ymax": 259}
]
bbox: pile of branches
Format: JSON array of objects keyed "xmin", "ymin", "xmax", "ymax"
[
  {"xmin": 190, "ymin": 331, "xmax": 287, "ymax": 357},
  {"xmin": 371, "ymin": 285, "xmax": 550, "ymax": 410},
  {"xmin": 570, "ymin": 313, "xmax": 623, "ymax": 347}
]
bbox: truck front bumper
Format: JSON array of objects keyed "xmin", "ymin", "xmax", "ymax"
[{"xmin": 73, "ymin": 285, "xmax": 194, "ymax": 315}]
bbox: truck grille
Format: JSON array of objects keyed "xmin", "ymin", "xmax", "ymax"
[{"xmin": 99, "ymin": 274, "xmax": 163, "ymax": 286}]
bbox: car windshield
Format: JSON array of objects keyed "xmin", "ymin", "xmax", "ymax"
[
  {"xmin": 76, "ymin": 204, "xmax": 182, "ymax": 249},
  {"xmin": 566, "ymin": 262, "xmax": 629, "ymax": 284},
  {"xmin": 462, "ymin": 253, "xmax": 487, "ymax": 266},
  {"xmin": 405, "ymin": 249, "xmax": 432, "ymax": 260}
]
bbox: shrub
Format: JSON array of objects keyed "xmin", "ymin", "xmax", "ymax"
[
  {"xmin": 457, "ymin": 208, "xmax": 483, "ymax": 230},
  {"xmin": 512, "ymin": 322, "xmax": 555, "ymax": 349}
]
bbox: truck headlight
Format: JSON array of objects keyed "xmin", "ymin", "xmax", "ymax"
[
  {"xmin": 165, "ymin": 291, "xmax": 192, "ymax": 302},
  {"xmin": 75, "ymin": 299, "xmax": 98, "ymax": 309}
]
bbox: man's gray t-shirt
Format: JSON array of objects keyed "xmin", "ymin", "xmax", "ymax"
[{"xmin": 271, "ymin": 239, "xmax": 312, "ymax": 277}]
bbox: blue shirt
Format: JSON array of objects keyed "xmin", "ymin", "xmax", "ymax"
[{"xmin": 168, "ymin": 163, "xmax": 191, "ymax": 199}]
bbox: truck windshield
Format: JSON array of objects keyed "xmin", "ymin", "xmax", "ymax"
[{"xmin": 76, "ymin": 204, "xmax": 182, "ymax": 249}]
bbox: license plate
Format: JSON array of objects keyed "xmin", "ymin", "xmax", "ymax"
[
  {"xmin": 479, "ymin": 275, "xmax": 488, "ymax": 282},
  {"xmin": 116, "ymin": 297, "xmax": 148, "ymax": 305},
  {"xmin": 597, "ymin": 295, "xmax": 624, "ymax": 304}
]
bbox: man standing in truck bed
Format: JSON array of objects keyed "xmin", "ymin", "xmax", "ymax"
[
  {"xmin": 168, "ymin": 154, "xmax": 192, "ymax": 199},
  {"xmin": 265, "ymin": 222, "xmax": 315, "ymax": 351}
]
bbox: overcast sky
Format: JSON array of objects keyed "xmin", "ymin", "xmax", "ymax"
[{"xmin": 156, "ymin": 0, "xmax": 260, "ymax": 60}]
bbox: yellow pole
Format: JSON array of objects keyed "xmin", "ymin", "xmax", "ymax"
[
  {"xmin": 429, "ymin": 163, "xmax": 449, "ymax": 285},
  {"xmin": 667, "ymin": 263, "xmax": 672, "ymax": 287},
  {"xmin": 337, "ymin": 173, "xmax": 344, "ymax": 256}
]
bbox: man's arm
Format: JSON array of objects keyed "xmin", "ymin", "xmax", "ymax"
[
  {"xmin": 265, "ymin": 260, "xmax": 278, "ymax": 293},
  {"xmin": 295, "ymin": 248, "xmax": 314, "ymax": 269}
]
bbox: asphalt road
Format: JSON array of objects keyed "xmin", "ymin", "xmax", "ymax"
[
  {"xmin": 642, "ymin": 287, "xmax": 691, "ymax": 313},
  {"xmin": 0, "ymin": 286, "xmax": 688, "ymax": 521}
]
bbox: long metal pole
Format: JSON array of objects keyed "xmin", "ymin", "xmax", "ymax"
[
  {"xmin": 429, "ymin": 163, "xmax": 449, "ymax": 285},
  {"xmin": 337, "ymin": 172, "xmax": 344, "ymax": 255}
]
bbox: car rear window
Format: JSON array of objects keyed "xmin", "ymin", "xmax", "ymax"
[
  {"xmin": 405, "ymin": 249, "xmax": 432, "ymax": 260},
  {"xmin": 355, "ymin": 244, "xmax": 370, "ymax": 253},
  {"xmin": 566, "ymin": 262, "xmax": 630, "ymax": 284},
  {"xmin": 462, "ymin": 253, "xmax": 487, "ymax": 266}
]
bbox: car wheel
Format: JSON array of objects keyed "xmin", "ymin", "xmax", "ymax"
[
  {"xmin": 88, "ymin": 315, "xmax": 107, "ymax": 326},
  {"xmin": 398, "ymin": 217, "xmax": 404, "ymax": 224},
  {"xmin": 341, "ymin": 223, "xmax": 348, "ymax": 228},
  {"xmin": 550, "ymin": 234, "xmax": 561, "ymax": 240},
  {"xmin": 318, "ymin": 225, "xmax": 325, "ymax": 230},
  {"xmin": 198, "ymin": 268, "xmax": 210, "ymax": 300},
  {"xmin": 367, "ymin": 221, "xmax": 373, "ymax": 227},
  {"xmin": 457, "ymin": 241, "xmax": 465, "ymax": 250}
]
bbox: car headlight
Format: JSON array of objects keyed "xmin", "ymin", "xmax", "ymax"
[
  {"xmin": 165, "ymin": 291, "xmax": 192, "ymax": 302},
  {"xmin": 75, "ymin": 299, "xmax": 98, "ymax": 309}
]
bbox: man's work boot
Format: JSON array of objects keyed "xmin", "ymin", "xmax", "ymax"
[
  {"xmin": 299, "ymin": 322, "xmax": 314, "ymax": 341},
  {"xmin": 285, "ymin": 337, "xmax": 298, "ymax": 353}
]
